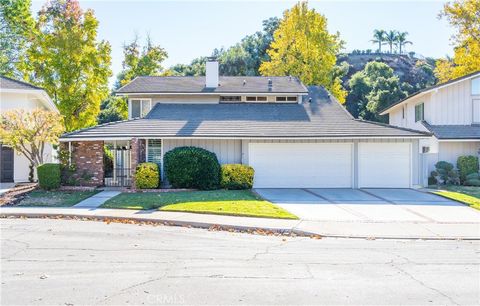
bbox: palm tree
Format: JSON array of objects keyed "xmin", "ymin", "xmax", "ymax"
[
  {"xmin": 371, "ymin": 29, "xmax": 386, "ymax": 53},
  {"xmin": 396, "ymin": 31, "xmax": 412, "ymax": 54},
  {"xmin": 384, "ymin": 30, "xmax": 398, "ymax": 53}
]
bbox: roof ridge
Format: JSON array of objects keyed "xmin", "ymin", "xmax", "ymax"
[{"xmin": 0, "ymin": 75, "xmax": 44, "ymax": 90}]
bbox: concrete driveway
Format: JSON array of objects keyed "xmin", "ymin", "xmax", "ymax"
[{"xmin": 255, "ymin": 188, "xmax": 480, "ymax": 223}]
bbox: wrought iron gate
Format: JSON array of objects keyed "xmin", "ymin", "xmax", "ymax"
[{"xmin": 104, "ymin": 144, "xmax": 131, "ymax": 187}]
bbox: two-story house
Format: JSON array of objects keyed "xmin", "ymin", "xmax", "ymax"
[
  {"xmin": 60, "ymin": 59, "xmax": 429, "ymax": 189},
  {"xmin": 0, "ymin": 76, "xmax": 59, "ymax": 183},
  {"xmin": 380, "ymin": 71, "xmax": 480, "ymax": 179}
]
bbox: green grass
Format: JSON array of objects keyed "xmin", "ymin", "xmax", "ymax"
[
  {"xmin": 430, "ymin": 185, "xmax": 480, "ymax": 210},
  {"xmin": 102, "ymin": 190, "xmax": 298, "ymax": 219},
  {"xmin": 18, "ymin": 190, "xmax": 99, "ymax": 207}
]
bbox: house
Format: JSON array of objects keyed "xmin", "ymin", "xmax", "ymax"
[
  {"xmin": 380, "ymin": 71, "xmax": 480, "ymax": 182},
  {"xmin": 0, "ymin": 76, "xmax": 59, "ymax": 183},
  {"xmin": 59, "ymin": 59, "xmax": 430, "ymax": 189}
]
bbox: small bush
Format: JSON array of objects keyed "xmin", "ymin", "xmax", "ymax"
[
  {"xmin": 37, "ymin": 163, "xmax": 61, "ymax": 190},
  {"xmin": 457, "ymin": 155, "xmax": 479, "ymax": 184},
  {"xmin": 220, "ymin": 164, "xmax": 254, "ymax": 190},
  {"xmin": 466, "ymin": 179, "xmax": 480, "ymax": 186},
  {"xmin": 164, "ymin": 147, "xmax": 220, "ymax": 190},
  {"xmin": 466, "ymin": 173, "xmax": 480, "ymax": 181},
  {"xmin": 135, "ymin": 162, "xmax": 160, "ymax": 189},
  {"xmin": 433, "ymin": 161, "xmax": 459, "ymax": 185}
]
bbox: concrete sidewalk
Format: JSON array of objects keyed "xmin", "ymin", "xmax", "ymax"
[
  {"xmin": 73, "ymin": 191, "xmax": 121, "ymax": 208},
  {"xmin": 1, "ymin": 206, "xmax": 479, "ymax": 240}
]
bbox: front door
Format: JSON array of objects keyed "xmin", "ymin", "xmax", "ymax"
[{"xmin": 1, "ymin": 145, "xmax": 14, "ymax": 182}]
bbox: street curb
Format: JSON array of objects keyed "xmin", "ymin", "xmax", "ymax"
[{"xmin": 1, "ymin": 211, "xmax": 478, "ymax": 240}]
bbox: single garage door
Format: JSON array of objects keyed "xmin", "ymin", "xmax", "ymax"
[
  {"xmin": 358, "ymin": 143, "xmax": 411, "ymax": 188},
  {"xmin": 249, "ymin": 143, "xmax": 353, "ymax": 188}
]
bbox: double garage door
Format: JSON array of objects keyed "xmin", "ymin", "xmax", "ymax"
[{"xmin": 249, "ymin": 142, "xmax": 411, "ymax": 188}]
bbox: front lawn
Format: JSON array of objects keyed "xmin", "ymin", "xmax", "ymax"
[
  {"xmin": 430, "ymin": 185, "xmax": 480, "ymax": 210},
  {"xmin": 18, "ymin": 190, "xmax": 99, "ymax": 207},
  {"xmin": 102, "ymin": 190, "xmax": 298, "ymax": 219}
]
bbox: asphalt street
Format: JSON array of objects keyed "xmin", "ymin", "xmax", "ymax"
[{"xmin": 1, "ymin": 218, "xmax": 479, "ymax": 305}]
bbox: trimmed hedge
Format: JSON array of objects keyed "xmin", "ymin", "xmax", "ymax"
[
  {"xmin": 457, "ymin": 155, "xmax": 479, "ymax": 184},
  {"xmin": 220, "ymin": 164, "xmax": 254, "ymax": 190},
  {"xmin": 164, "ymin": 147, "xmax": 220, "ymax": 190},
  {"xmin": 135, "ymin": 162, "xmax": 160, "ymax": 189},
  {"xmin": 37, "ymin": 163, "xmax": 61, "ymax": 190}
]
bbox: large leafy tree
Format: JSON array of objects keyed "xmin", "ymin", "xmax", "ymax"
[
  {"xmin": 346, "ymin": 61, "xmax": 408, "ymax": 122},
  {"xmin": 435, "ymin": 0, "xmax": 480, "ymax": 83},
  {"xmin": 259, "ymin": 2, "xmax": 346, "ymax": 102},
  {"xmin": 0, "ymin": 109, "xmax": 64, "ymax": 181},
  {"xmin": 11, "ymin": 0, "xmax": 112, "ymax": 132},
  {"xmin": 115, "ymin": 35, "xmax": 168, "ymax": 89},
  {"xmin": 0, "ymin": 0, "xmax": 35, "ymax": 78}
]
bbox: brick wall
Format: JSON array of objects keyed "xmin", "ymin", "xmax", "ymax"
[
  {"xmin": 68, "ymin": 141, "xmax": 104, "ymax": 187},
  {"xmin": 130, "ymin": 138, "xmax": 146, "ymax": 188}
]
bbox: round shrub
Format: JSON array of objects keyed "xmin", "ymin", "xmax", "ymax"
[
  {"xmin": 466, "ymin": 172, "xmax": 480, "ymax": 181},
  {"xmin": 466, "ymin": 179, "xmax": 480, "ymax": 186},
  {"xmin": 164, "ymin": 147, "xmax": 220, "ymax": 190},
  {"xmin": 135, "ymin": 162, "xmax": 160, "ymax": 189},
  {"xmin": 220, "ymin": 164, "xmax": 254, "ymax": 190},
  {"xmin": 457, "ymin": 155, "xmax": 479, "ymax": 184},
  {"xmin": 37, "ymin": 163, "xmax": 61, "ymax": 190}
]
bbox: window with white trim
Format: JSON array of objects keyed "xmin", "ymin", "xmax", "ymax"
[
  {"xmin": 415, "ymin": 103, "xmax": 424, "ymax": 122},
  {"xmin": 472, "ymin": 77, "xmax": 480, "ymax": 95},
  {"xmin": 130, "ymin": 99, "xmax": 152, "ymax": 118},
  {"xmin": 245, "ymin": 96, "xmax": 267, "ymax": 102},
  {"xmin": 276, "ymin": 96, "xmax": 297, "ymax": 102}
]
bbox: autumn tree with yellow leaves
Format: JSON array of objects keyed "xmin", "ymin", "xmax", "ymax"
[
  {"xmin": 259, "ymin": 2, "xmax": 347, "ymax": 103},
  {"xmin": 435, "ymin": 0, "xmax": 480, "ymax": 83}
]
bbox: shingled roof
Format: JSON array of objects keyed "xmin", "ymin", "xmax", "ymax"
[
  {"xmin": 0, "ymin": 75, "xmax": 43, "ymax": 90},
  {"xmin": 116, "ymin": 76, "xmax": 308, "ymax": 94},
  {"xmin": 61, "ymin": 86, "xmax": 429, "ymax": 140},
  {"xmin": 422, "ymin": 122, "xmax": 480, "ymax": 140}
]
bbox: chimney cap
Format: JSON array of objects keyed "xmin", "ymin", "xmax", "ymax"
[{"xmin": 206, "ymin": 56, "xmax": 217, "ymax": 62}]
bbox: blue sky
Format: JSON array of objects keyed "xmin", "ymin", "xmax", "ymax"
[{"xmin": 32, "ymin": 0, "xmax": 454, "ymax": 86}]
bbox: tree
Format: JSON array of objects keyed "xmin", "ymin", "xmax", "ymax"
[
  {"xmin": 435, "ymin": 0, "xmax": 480, "ymax": 83},
  {"xmin": 98, "ymin": 95, "xmax": 128, "ymax": 124},
  {"xmin": 115, "ymin": 35, "xmax": 168, "ymax": 89},
  {"xmin": 12, "ymin": 0, "xmax": 112, "ymax": 132},
  {"xmin": 396, "ymin": 31, "xmax": 412, "ymax": 54},
  {"xmin": 384, "ymin": 30, "xmax": 398, "ymax": 53},
  {"xmin": 259, "ymin": 2, "xmax": 346, "ymax": 102},
  {"xmin": 371, "ymin": 29, "xmax": 386, "ymax": 53},
  {"xmin": 346, "ymin": 61, "xmax": 408, "ymax": 122},
  {"xmin": 0, "ymin": 0, "xmax": 35, "ymax": 78},
  {"xmin": 0, "ymin": 109, "xmax": 64, "ymax": 181}
]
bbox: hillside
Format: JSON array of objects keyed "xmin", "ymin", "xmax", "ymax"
[{"xmin": 338, "ymin": 53, "xmax": 437, "ymax": 92}]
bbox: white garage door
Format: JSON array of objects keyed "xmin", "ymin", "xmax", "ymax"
[
  {"xmin": 358, "ymin": 143, "xmax": 411, "ymax": 188},
  {"xmin": 249, "ymin": 143, "xmax": 353, "ymax": 188}
]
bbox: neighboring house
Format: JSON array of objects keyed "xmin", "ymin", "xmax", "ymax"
[
  {"xmin": 60, "ymin": 59, "xmax": 429, "ymax": 189},
  {"xmin": 0, "ymin": 76, "xmax": 59, "ymax": 183},
  {"xmin": 380, "ymin": 71, "xmax": 480, "ymax": 182}
]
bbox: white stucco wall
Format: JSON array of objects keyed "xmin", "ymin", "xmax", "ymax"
[{"xmin": 13, "ymin": 144, "xmax": 54, "ymax": 182}]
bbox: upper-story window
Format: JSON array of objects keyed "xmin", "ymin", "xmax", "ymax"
[
  {"xmin": 130, "ymin": 99, "xmax": 152, "ymax": 118},
  {"xmin": 276, "ymin": 96, "xmax": 297, "ymax": 102},
  {"xmin": 220, "ymin": 96, "xmax": 241, "ymax": 102},
  {"xmin": 246, "ymin": 96, "xmax": 267, "ymax": 102},
  {"xmin": 415, "ymin": 103, "xmax": 424, "ymax": 122},
  {"xmin": 472, "ymin": 77, "xmax": 480, "ymax": 95}
]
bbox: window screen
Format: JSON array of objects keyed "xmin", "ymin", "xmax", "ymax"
[
  {"xmin": 415, "ymin": 103, "xmax": 424, "ymax": 122},
  {"xmin": 131, "ymin": 100, "xmax": 141, "ymax": 118}
]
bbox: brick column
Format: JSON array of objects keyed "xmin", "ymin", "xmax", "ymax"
[
  {"xmin": 71, "ymin": 141, "xmax": 104, "ymax": 186},
  {"xmin": 130, "ymin": 138, "xmax": 146, "ymax": 188}
]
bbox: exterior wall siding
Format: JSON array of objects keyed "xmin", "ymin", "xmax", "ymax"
[
  {"xmin": 438, "ymin": 142, "xmax": 480, "ymax": 166},
  {"xmin": 162, "ymin": 139, "xmax": 242, "ymax": 164}
]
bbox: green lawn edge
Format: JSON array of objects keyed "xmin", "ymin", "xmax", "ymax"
[
  {"xmin": 431, "ymin": 190, "xmax": 480, "ymax": 210},
  {"xmin": 101, "ymin": 190, "xmax": 298, "ymax": 220}
]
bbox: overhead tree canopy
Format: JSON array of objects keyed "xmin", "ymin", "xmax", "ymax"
[
  {"xmin": 435, "ymin": 0, "xmax": 480, "ymax": 82},
  {"xmin": 259, "ymin": 2, "xmax": 346, "ymax": 102}
]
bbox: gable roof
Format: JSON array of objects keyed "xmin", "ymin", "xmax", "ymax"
[
  {"xmin": 379, "ymin": 70, "xmax": 480, "ymax": 115},
  {"xmin": 116, "ymin": 76, "xmax": 308, "ymax": 95},
  {"xmin": 0, "ymin": 75, "xmax": 44, "ymax": 90},
  {"xmin": 422, "ymin": 122, "xmax": 480, "ymax": 140},
  {"xmin": 60, "ymin": 86, "xmax": 429, "ymax": 140}
]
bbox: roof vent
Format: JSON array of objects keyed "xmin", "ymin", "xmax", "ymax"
[
  {"xmin": 268, "ymin": 78, "xmax": 272, "ymax": 92},
  {"xmin": 308, "ymin": 98, "xmax": 312, "ymax": 103},
  {"xmin": 243, "ymin": 79, "xmax": 246, "ymax": 86}
]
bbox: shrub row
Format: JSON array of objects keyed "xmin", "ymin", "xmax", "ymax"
[{"xmin": 430, "ymin": 155, "xmax": 479, "ymax": 186}]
